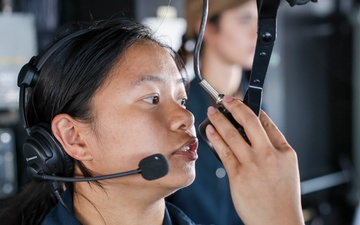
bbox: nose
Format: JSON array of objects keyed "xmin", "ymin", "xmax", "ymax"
[{"xmin": 169, "ymin": 104, "xmax": 195, "ymax": 132}]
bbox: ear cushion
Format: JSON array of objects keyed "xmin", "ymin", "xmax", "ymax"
[
  {"xmin": 17, "ymin": 57, "xmax": 39, "ymax": 88},
  {"xmin": 23, "ymin": 123, "xmax": 73, "ymax": 178}
]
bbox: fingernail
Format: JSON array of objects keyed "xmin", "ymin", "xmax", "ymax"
[
  {"xmin": 206, "ymin": 124, "xmax": 215, "ymax": 134},
  {"xmin": 208, "ymin": 106, "xmax": 217, "ymax": 115},
  {"xmin": 223, "ymin": 95, "xmax": 234, "ymax": 102}
]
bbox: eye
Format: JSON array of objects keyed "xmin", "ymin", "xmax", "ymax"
[
  {"xmin": 143, "ymin": 95, "xmax": 160, "ymax": 105},
  {"xmin": 177, "ymin": 98, "xmax": 187, "ymax": 108}
]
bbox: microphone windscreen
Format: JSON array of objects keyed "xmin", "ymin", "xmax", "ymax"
[{"xmin": 138, "ymin": 154, "xmax": 169, "ymax": 180}]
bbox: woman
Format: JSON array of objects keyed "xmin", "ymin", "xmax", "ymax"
[
  {"xmin": 167, "ymin": 0, "xmax": 259, "ymax": 224},
  {"xmin": 0, "ymin": 18, "xmax": 303, "ymax": 225}
]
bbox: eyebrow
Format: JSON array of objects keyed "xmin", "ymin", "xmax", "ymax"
[{"xmin": 132, "ymin": 75, "xmax": 185, "ymax": 87}]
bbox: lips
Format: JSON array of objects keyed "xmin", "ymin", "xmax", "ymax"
[{"xmin": 173, "ymin": 138, "xmax": 198, "ymax": 161}]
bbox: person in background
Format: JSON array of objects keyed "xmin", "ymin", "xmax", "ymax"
[
  {"xmin": 0, "ymin": 18, "xmax": 303, "ymax": 225},
  {"xmin": 166, "ymin": 0, "xmax": 258, "ymax": 224}
]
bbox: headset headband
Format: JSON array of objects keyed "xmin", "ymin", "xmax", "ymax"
[{"xmin": 17, "ymin": 28, "xmax": 91, "ymax": 135}]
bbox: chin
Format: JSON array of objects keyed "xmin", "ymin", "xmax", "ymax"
[
  {"xmin": 164, "ymin": 174, "xmax": 195, "ymax": 198},
  {"xmin": 166, "ymin": 163, "xmax": 196, "ymax": 189}
]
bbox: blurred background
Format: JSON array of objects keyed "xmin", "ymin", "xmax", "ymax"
[{"xmin": 0, "ymin": 0, "xmax": 359, "ymax": 224}]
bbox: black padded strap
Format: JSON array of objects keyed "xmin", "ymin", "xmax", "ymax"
[{"xmin": 243, "ymin": 0, "xmax": 281, "ymax": 116}]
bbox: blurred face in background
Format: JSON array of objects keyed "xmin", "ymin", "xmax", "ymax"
[{"xmin": 206, "ymin": 0, "xmax": 258, "ymax": 69}]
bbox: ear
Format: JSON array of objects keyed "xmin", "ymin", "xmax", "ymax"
[{"xmin": 52, "ymin": 114, "xmax": 94, "ymax": 161}]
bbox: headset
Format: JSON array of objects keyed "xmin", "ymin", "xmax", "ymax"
[{"xmin": 17, "ymin": 28, "xmax": 91, "ymax": 181}]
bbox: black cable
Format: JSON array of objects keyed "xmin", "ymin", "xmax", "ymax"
[
  {"xmin": 51, "ymin": 181, "xmax": 70, "ymax": 211},
  {"xmin": 34, "ymin": 169, "xmax": 141, "ymax": 182},
  {"xmin": 193, "ymin": 0, "xmax": 208, "ymax": 82},
  {"xmin": 192, "ymin": 0, "xmax": 224, "ymax": 104}
]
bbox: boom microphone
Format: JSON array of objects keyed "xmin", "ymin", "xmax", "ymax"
[{"xmin": 31, "ymin": 153, "xmax": 169, "ymax": 182}]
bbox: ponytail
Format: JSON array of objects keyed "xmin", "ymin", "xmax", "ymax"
[{"xmin": 0, "ymin": 181, "xmax": 58, "ymax": 225}]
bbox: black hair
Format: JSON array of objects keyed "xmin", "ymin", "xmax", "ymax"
[{"xmin": 0, "ymin": 17, "xmax": 186, "ymax": 225}]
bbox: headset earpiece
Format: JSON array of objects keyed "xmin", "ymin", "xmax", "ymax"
[
  {"xmin": 17, "ymin": 29, "xmax": 91, "ymax": 181},
  {"xmin": 17, "ymin": 57, "xmax": 39, "ymax": 88},
  {"xmin": 23, "ymin": 123, "xmax": 74, "ymax": 180},
  {"xmin": 17, "ymin": 58, "xmax": 73, "ymax": 180}
]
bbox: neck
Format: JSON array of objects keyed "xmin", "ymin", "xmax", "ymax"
[
  {"xmin": 72, "ymin": 181, "xmax": 166, "ymax": 225},
  {"xmin": 201, "ymin": 46, "xmax": 243, "ymax": 98}
]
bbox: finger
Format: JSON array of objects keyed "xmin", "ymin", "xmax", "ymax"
[
  {"xmin": 259, "ymin": 110, "xmax": 292, "ymax": 152},
  {"xmin": 221, "ymin": 96, "xmax": 270, "ymax": 149},
  {"xmin": 206, "ymin": 106, "xmax": 251, "ymax": 163},
  {"xmin": 205, "ymin": 123, "xmax": 240, "ymax": 177}
]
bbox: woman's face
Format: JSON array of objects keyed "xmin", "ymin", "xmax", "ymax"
[
  {"xmin": 209, "ymin": 0, "xmax": 258, "ymax": 69},
  {"xmin": 83, "ymin": 40, "xmax": 198, "ymax": 194}
]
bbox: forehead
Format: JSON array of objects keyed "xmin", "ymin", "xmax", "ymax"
[
  {"xmin": 223, "ymin": 1, "xmax": 257, "ymax": 17},
  {"xmin": 106, "ymin": 40, "xmax": 184, "ymax": 90}
]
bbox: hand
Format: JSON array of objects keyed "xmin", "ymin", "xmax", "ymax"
[{"xmin": 205, "ymin": 96, "xmax": 304, "ymax": 225}]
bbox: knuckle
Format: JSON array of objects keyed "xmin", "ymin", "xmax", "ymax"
[
  {"xmin": 262, "ymin": 120, "xmax": 278, "ymax": 130},
  {"xmin": 284, "ymin": 146, "xmax": 298, "ymax": 159},
  {"xmin": 219, "ymin": 146, "xmax": 233, "ymax": 160},
  {"xmin": 279, "ymin": 142, "xmax": 293, "ymax": 152},
  {"xmin": 242, "ymin": 114, "xmax": 259, "ymax": 127},
  {"xmin": 223, "ymin": 128, "xmax": 240, "ymax": 144}
]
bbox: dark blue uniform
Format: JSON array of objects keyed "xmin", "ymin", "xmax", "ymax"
[{"xmin": 42, "ymin": 189, "xmax": 196, "ymax": 225}]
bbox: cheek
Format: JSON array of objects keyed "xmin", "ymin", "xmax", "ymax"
[
  {"xmin": 221, "ymin": 26, "xmax": 256, "ymax": 62},
  {"xmin": 96, "ymin": 111, "xmax": 165, "ymax": 157},
  {"xmin": 215, "ymin": 37, "xmax": 252, "ymax": 65}
]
